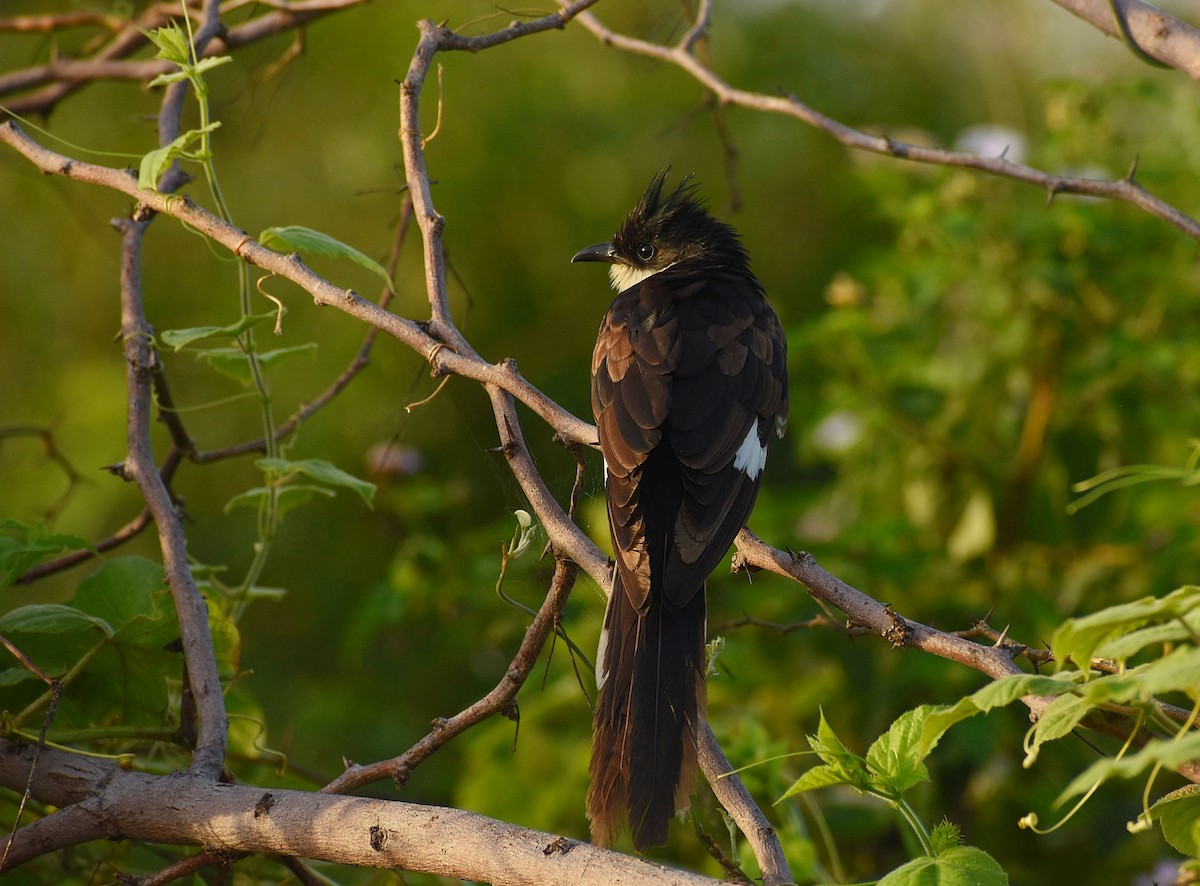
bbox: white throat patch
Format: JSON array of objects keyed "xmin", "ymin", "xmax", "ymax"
[{"xmin": 609, "ymin": 262, "xmax": 672, "ymax": 292}]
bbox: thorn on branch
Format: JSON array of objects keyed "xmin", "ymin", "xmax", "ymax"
[
  {"xmin": 729, "ymin": 550, "xmax": 751, "ymax": 574},
  {"xmin": 882, "ymin": 605, "xmax": 910, "ymax": 648},
  {"xmin": 789, "ymin": 549, "xmax": 815, "ymax": 568},
  {"xmin": 543, "ymin": 836, "xmax": 575, "ymax": 856},
  {"xmin": 392, "ymin": 762, "xmax": 412, "ymax": 789},
  {"xmin": 369, "ymin": 824, "xmax": 388, "ymax": 852},
  {"xmin": 104, "ymin": 461, "xmax": 132, "ymax": 481}
]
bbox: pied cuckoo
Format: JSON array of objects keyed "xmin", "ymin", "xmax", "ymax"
[{"xmin": 573, "ymin": 169, "xmax": 789, "ymax": 850}]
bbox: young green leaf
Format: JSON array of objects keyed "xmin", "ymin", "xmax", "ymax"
[
  {"xmin": 223, "ymin": 484, "xmax": 334, "ymax": 518},
  {"xmin": 778, "ymin": 763, "xmax": 852, "ymax": 800},
  {"xmin": 257, "ymin": 457, "xmax": 377, "ymax": 507},
  {"xmin": 1051, "ymin": 585, "xmax": 1200, "ymax": 673},
  {"xmin": 138, "ymin": 123, "xmax": 221, "ymax": 190},
  {"xmin": 0, "ymin": 519, "xmax": 93, "ymax": 589},
  {"xmin": 195, "ymin": 342, "xmax": 317, "ymax": 384},
  {"xmin": 876, "ymin": 846, "xmax": 1008, "ymax": 886},
  {"xmin": 159, "ymin": 312, "xmax": 275, "ymax": 350},
  {"xmin": 0, "ymin": 603, "xmax": 112, "ymax": 638},
  {"xmin": 866, "ymin": 705, "xmax": 937, "ymax": 795},
  {"xmin": 1149, "ymin": 784, "xmax": 1200, "ymax": 858},
  {"xmin": 780, "ymin": 709, "xmax": 870, "ymax": 800},
  {"xmin": 142, "ymin": 21, "xmax": 190, "ymax": 65},
  {"xmin": 259, "ymin": 225, "xmax": 392, "ymax": 291}
]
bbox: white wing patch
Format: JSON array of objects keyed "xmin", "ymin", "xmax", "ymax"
[
  {"xmin": 595, "ymin": 623, "xmax": 609, "ymax": 690},
  {"xmin": 732, "ymin": 424, "xmax": 768, "ymax": 479}
]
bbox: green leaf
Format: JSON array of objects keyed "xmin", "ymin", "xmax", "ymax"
[
  {"xmin": 1057, "ymin": 732, "xmax": 1200, "ymax": 805},
  {"xmin": 258, "ymin": 225, "xmax": 392, "ymax": 290},
  {"xmin": 146, "ymin": 69, "xmax": 191, "ymax": 89},
  {"xmin": 1150, "ymin": 784, "xmax": 1200, "ymax": 857},
  {"xmin": 0, "ymin": 519, "xmax": 93, "ymax": 589},
  {"xmin": 0, "ymin": 604, "xmax": 112, "ymax": 637},
  {"xmin": 195, "ymin": 342, "xmax": 317, "ymax": 384},
  {"xmin": 1051, "ymin": 586, "xmax": 1200, "ymax": 673},
  {"xmin": 257, "ymin": 457, "xmax": 377, "ymax": 507},
  {"xmin": 1098, "ymin": 612, "xmax": 1200, "ymax": 662},
  {"xmin": 809, "ymin": 708, "xmax": 862, "ymax": 770},
  {"xmin": 1124, "ymin": 646, "xmax": 1200, "ymax": 697},
  {"xmin": 877, "ymin": 846, "xmax": 1008, "ymax": 886},
  {"xmin": 0, "ymin": 668, "xmax": 41, "ymax": 688},
  {"xmin": 779, "ymin": 763, "xmax": 851, "ymax": 800},
  {"xmin": 138, "ymin": 123, "xmax": 221, "ymax": 190},
  {"xmin": 917, "ymin": 673, "xmax": 1079, "ymax": 758},
  {"xmin": 1028, "ymin": 650, "xmax": 1200, "ymax": 757},
  {"xmin": 1027, "ymin": 692, "xmax": 1093, "ymax": 749},
  {"xmin": 866, "ymin": 705, "xmax": 937, "ymax": 794},
  {"xmin": 192, "ymin": 56, "xmax": 232, "ymax": 77},
  {"xmin": 148, "ymin": 55, "xmax": 230, "ymax": 88},
  {"xmin": 142, "ymin": 21, "xmax": 190, "ymax": 65},
  {"xmin": 781, "ymin": 709, "xmax": 869, "ymax": 799},
  {"xmin": 223, "ymin": 484, "xmax": 334, "ymax": 518},
  {"xmin": 159, "ymin": 312, "xmax": 275, "ymax": 350},
  {"xmin": 73, "ymin": 557, "xmax": 174, "ymax": 648},
  {"xmin": 208, "ymin": 602, "xmax": 243, "ymax": 681}
]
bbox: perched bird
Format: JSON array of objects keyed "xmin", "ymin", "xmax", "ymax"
[{"xmin": 573, "ymin": 169, "xmax": 789, "ymax": 850}]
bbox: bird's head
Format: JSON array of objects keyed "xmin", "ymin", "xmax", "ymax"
[{"xmin": 572, "ymin": 168, "xmax": 749, "ymax": 292}]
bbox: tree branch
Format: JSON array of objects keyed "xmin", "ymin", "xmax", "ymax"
[
  {"xmin": 562, "ymin": 1, "xmax": 1200, "ymax": 243},
  {"xmin": 1048, "ymin": 0, "xmax": 1200, "ymax": 79},
  {"xmin": 0, "ymin": 740, "xmax": 723, "ymax": 885},
  {"xmin": 114, "ymin": 213, "xmax": 227, "ymax": 779},
  {"xmin": 730, "ymin": 532, "xmax": 1200, "ymax": 785}
]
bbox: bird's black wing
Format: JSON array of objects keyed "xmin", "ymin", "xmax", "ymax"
[
  {"xmin": 592, "ymin": 263, "xmax": 787, "ymax": 609},
  {"xmin": 661, "ymin": 264, "xmax": 789, "ymax": 606},
  {"xmin": 588, "ymin": 263, "xmax": 787, "ymax": 851}
]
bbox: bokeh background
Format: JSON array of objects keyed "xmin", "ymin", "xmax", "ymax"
[{"xmin": 3, "ymin": 1, "xmax": 1200, "ymax": 883}]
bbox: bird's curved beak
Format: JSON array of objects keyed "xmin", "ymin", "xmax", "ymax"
[{"xmin": 572, "ymin": 242, "xmax": 617, "ymax": 264}]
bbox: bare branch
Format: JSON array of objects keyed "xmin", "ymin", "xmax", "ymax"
[
  {"xmin": 114, "ymin": 214, "xmax": 227, "ymax": 779},
  {"xmin": 0, "ymin": 740, "xmax": 724, "ymax": 885}
]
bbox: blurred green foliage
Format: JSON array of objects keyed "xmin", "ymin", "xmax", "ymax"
[{"xmin": 3, "ymin": 1, "xmax": 1200, "ymax": 884}]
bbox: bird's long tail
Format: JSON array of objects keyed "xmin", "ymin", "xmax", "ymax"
[{"xmin": 586, "ymin": 572, "xmax": 707, "ymax": 851}]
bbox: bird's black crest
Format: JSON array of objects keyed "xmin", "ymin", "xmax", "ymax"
[{"xmin": 612, "ymin": 168, "xmax": 751, "ymax": 273}]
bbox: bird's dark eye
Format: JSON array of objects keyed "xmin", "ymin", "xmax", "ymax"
[{"xmin": 636, "ymin": 243, "xmax": 656, "ymax": 262}]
